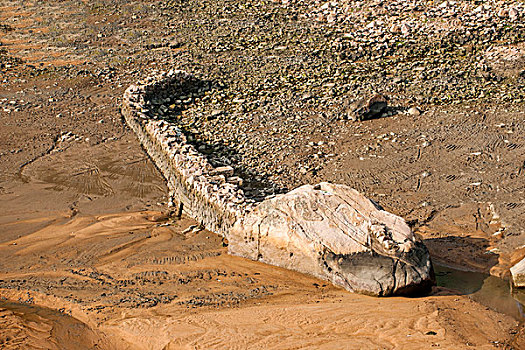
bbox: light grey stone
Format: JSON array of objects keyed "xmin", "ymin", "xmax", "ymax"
[
  {"xmin": 229, "ymin": 182, "xmax": 434, "ymax": 296},
  {"xmin": 511, "ymin": 257, "xmax": 525, "ymax": 288}
]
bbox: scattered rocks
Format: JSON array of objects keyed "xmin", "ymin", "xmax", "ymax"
[{"xmin": 407, "ymin": 107, "xmax": 421, "ymax": 116}]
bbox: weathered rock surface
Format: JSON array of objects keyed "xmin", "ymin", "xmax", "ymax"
[
  {"xmin": 229, "ymin": 182, "xmax": 434, "ymax": 296},
  {"xmin": 511, "ymin": 257, "xmax": 525, "ymax": 288}
]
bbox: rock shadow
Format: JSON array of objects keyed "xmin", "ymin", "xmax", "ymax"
[
  {"xmin": 142, "ymin": 75, "xmax": 215, "ymax": 120},
  {"xmin": 432, "ymin": 263, "xmax": 525, "ymax": 321},
  {"xmin": 423, "ymin": 235, "xmax": 499, "ymax": 276},
  {"xmin": 140, "ymin": 75, "xmax": 287, "ymax": 202}
]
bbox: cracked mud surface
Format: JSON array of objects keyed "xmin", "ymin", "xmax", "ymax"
[{"xmin": 0, "ymin": 0, "xmax": 524, "ymax": 348}]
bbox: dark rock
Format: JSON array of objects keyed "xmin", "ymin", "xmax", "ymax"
[{"xmin": 347, "ymin": 93, "xmax": 388, "ymax": 121}]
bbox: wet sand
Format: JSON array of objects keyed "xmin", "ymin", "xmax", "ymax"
[
  {"xmin": 1, "ymin": 209, "xmax": 523, "ymax": 349},
  {"xmin": 0, "ymin": 300, "xmax": 116, "ymax": 349},
  {"xmin": 0, "ymin": 135, "xmax": 524, "ymax": 349}
]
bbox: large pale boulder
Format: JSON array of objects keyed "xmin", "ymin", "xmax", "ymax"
[
  {"xmin": 511, "ymin": 257, "xmax": 525, "ymax": 288},
  {"xmin": 229, "ymin": 182, "xmax": 434, "ymax": 296}
]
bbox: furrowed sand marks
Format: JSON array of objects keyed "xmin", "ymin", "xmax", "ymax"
[
  {"xmin": 156, "ymin": 295, "xmax": 513, "ymax": 350},
  {"xmin": 0, "ymin": 300, "xmax": 117, "ymax": 350},
  {"xmin": 20, "ymin": 136, "xmax": 165, "ymax": 200},
  {"xmin": 0, "ymin": 208, "xmax": 522, "ymax": 349}
]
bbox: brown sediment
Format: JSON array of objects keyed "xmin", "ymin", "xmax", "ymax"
[
  {"xmin": 0, "ymin": 208, "xmax": 523, "ymax": 350},
  {"xmin": 0, "ymin": 132, "xmax": 521, "ymax": 348},
  {"xmin": 0, "ymin": 300, "xmax": 118, "ymax": 350},
  {"xmin": 1, "ymin": 0, "xmax": 524, "ymax": 347}
]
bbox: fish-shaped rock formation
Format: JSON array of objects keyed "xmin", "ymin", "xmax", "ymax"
[{"xmin": 122, "ymin": 70, "xmax": 435, "ymax": 296}]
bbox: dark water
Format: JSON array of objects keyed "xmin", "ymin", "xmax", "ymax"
[{"xmin": 435, "ymin": 264, "xmax": 525, "ymax": 321}]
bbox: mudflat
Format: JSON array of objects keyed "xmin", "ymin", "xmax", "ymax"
[{"xmin": 1, "ymin": 0, "xmax": 524, "ymax": 348}]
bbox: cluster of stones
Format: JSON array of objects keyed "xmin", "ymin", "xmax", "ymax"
[
  {"xmin": 298, "ymin": 0, "xmax": 522, "ymax": 27},
  {"xmin": 123, "ymin": 71, "xmax": 436, "ymax": 296},
  {"xmin": 122, "ymin": 70, "xmax": 256, "ymax": 237},
  {"xmin": 163, "ymin": 0, "xmax": 524, "ymax": 198},
  {"xmin": 318, "ymin": 0, "xmax": 524, "ymax": 65}
]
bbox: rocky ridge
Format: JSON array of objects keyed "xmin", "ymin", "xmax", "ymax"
[{"xmin": 122, "ymin": 71, "xmax": 253, "ymax": 237}]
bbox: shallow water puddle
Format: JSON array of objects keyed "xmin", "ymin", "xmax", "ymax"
[{"xmin": 435, "ymin": 264, "xmax": 525, "ymax": 321}]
